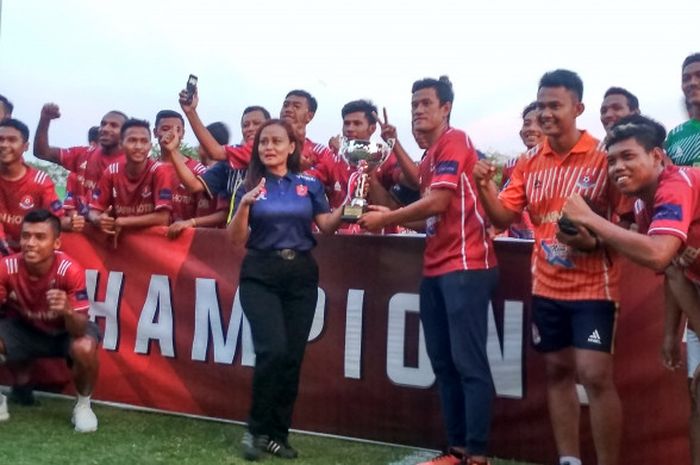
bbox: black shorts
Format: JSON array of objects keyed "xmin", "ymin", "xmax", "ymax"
[
  {"xmin": 531, "ymin": 296, "xmax": 618, "ymax": 353},
  {"xmin": 0, "ymin": 318, "xmax": 101, "ymax": 363}
]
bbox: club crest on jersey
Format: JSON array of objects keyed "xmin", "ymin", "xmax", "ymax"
[
  {"xmin": 19, "ymin": 195, "xmax": 35, "ymax": 210},
  {"xmin": 296, "ymin": 184, "xmax": 308, "ymax": 197},
  {"xmin": 576, "ymin": 174, "xmax": 596, "ymax": 190},
  {"xmin": 541, "ymin": 239, "xmax": 574, "ymax": 268}
]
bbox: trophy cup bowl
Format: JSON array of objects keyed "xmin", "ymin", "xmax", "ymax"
[{"xmin": 338, "ymin": 138, "xmax": 394, "ymax": 223}]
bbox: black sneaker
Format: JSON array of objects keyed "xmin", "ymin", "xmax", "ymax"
[
  {"xmin": 9, "ymin": 385, "xmax": 37, "ymax": 406},
  {"xmin": 265, "ymin": 438, "xmax": 298, "ymax": 459},
  {"xmin": 241, "ymin": 432, "xmax": 268, "ymax": 461}
]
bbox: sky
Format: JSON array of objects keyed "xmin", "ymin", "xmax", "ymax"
[{"xmin": 1, "ymin": 0, "xmax": 699, "ymax": 161}]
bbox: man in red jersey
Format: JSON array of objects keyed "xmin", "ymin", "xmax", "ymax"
[
  {"xmin": 0, "ymin": 119, "xmax": 69, "ymax": 253},
  {"xmin": 0, "ymin": 209, "xmax": 100, "ymax": 432},
  {"xmin": 359, "ymin": 76, "xmax": 498, "ymax": 465},
  {"xmin": 87, "ymin": 119, "xmax": 172, "ymax": 237},
  {"xmin": 599, "ymin": 87, "xmax": 640, "ymax": 138},
  {"xmin": 474, "ymin": 70, "xmax": 628, "ymax": 465},
  {"xmin": 33, "ymin": 104, "xmax": 127, "ymax": 219},
  {"xmin": 562, "ymin": 114, "xmax": 700, "ymax": 465}
]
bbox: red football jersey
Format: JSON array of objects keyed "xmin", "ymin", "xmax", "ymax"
[
  {"xmin": 0, "ymin": 165, "xmax": 64, "ymax": 250},
  {"xmin": 0, "ymin": 251, "xmax": 90, "ymax": 335},
  {"xmin": 166, "ymin": 158, "xmax": 207, "ymax": 221},
  {"xmin": 419, "ymin": 128, "xmax": 497, "ymax": 276},
  {"xmin": 59, "ymin": 146, "xmax": 125, "ymax": 200},
  {"xmin": 224, "ymin": 142, "xmax": 253, "ymax": 169},
  {"xmin": 89, "ymin": 159, "xmax": 173, "ymax": 216},
  {"xmin": 635, "ymin": 166, "xmax": 700, "ymax": 283}
]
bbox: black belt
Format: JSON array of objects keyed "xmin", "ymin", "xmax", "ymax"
[{"xmin": 246, "ymin": 249, "xmax": 308, "ymax": 260}]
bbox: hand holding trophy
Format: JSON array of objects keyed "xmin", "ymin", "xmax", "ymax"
[{"xmin": 338, "ymin": 137, "xmax": 394, "ymax": 222}]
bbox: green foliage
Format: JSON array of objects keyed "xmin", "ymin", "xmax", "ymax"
[
  {"xmin": 150, "ymin": 142, "xmax": 199, "ymax": 161},
  {"xmin": 26, "ymin": 160, "xmax": 69, "ymax": 193}
]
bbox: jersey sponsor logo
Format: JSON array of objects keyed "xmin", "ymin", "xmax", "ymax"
[
  {"xmin": 159, "ymin": 189, "xmax": 173, "ymax": 201},
  {"xmin": 541, "ymin": 239, "xmax": 574, "ymax": 268},
  {"xmin": 19, "ymin": 195, "xmax": 35, "ymax": 210},
  {"xmin": 296, "ymin": 184, "xmax": 308, "ymax": 197},
  {"xmin": 435, "ymin": 160, "xmax": 458, "ymax": 175},
  {"xmin": 576, "ymin": 174, "xmax": 596, "ymax": 190},
  {"xmin": 0, "ymin": 212, "xmax": 23, "ymax": 225},
  {"xmin": 652, "ymin": 203, "xmax": 682, "ymax": 222},
  {"xmin": 115, "ymin": 203, "xmax": 155, "ymax": 215}
]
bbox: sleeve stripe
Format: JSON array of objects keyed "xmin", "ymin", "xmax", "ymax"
[
  {"xmin": 648, "ymin": 227, "xmax": 688, "ymax": 240},
  {"xmin": 431, "ymin": 181, "xmax": 458, "ymax": 188}
]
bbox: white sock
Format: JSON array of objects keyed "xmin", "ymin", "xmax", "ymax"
[
  {"xmin": 560, "ymin": 457, "xmax": 582, "ymax": 465},
  {"xmin": 76, "ymin": 395, "xmax": 91, "ymax": 408}
]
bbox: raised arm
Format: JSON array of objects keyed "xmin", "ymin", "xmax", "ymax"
[
  {"xmin": 33, "ymin": 103, "xmax": 62, "ymax": 163},
  {"xmin": 178, "ymin": 89, "xmax": 227, "ymax": 161},
  {"xmin": 473, "ymin": 159, "xmax": 520, "ymax": 229}
]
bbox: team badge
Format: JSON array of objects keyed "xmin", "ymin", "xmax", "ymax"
[
  {"xmin": 576, "ymin": 174, "xmax": 596, "ymax": 190},
  {"xmin": 296, "ymin": 185, "xmax": 308, "ymax": 197},
  {"xmin": 541, "ymin": 239, "xmax": 574, "ymax": 268},
  {"xmin": 256, "ymin": 187, "xmax": 267, "ymax": 201},
  {"xmin": 19, "ymin": 195, "xmax": 35, "ymax": 210}
]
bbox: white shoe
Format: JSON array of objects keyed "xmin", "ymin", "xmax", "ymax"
[
  {"xmin": 72, "ymin": 402, "xmax": 98, "ymax": 433},
  {"xmin": 0, "ymin": 394, "xmax": 9, "ymax": 421}
]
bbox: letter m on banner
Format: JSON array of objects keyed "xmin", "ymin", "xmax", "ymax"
[{"xmin": 191, "ymin": 278, "xmax": 255, "ymax": 365}]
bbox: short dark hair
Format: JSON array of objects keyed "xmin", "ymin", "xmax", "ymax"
[
  {"xmin": 243, "ymin": 106, "xmax": 271, "ymax": 120},
  {"xmin": 0, "ymin": 118, "xmax": 30, "ymax": 142},
  {"xmin": 682, "ymin": 53, "xmax": 700, "ymax": 71},
  {"xmin": 522, "ymin": 101, "xmax": 539, "ymax": 119},
  {"xmin": 104, "ymin": 110, "xmax": 128, "ymax": 122},
  {"xmin": 285, "ymin": 90, "xmax": 318, "ymax": 114},
  {"xmin": 120, "ymin": 119, "xmax": 151, "ymax": 139},
  {"xmin": 539, "ymin": 69, "xmax": 584, "ymax": 102},
  {"xmin": 341, "ymin": 100, "xmax": 378, "ymax": 125},
  {"xmin": 0, "ymin": 95, "xmax": 14, "ymax": 116},
  {"xmin": 155, "ymin": 110, "xmax": 184, "ymax": 129},
  {"xmin": 604, "ymin": 87, "xmax": 640, "ymax": 112},
  {"xmin": 23, "ymin": 209, "xmax": 61, "ymax": 237},
  {"xmin": 206, "ymin": 122, "xmax": 230, "ymax": 145},
  {"xmin": 605, "ymin": 114, "xmax": 666, "ymax": 152},
  {"xmin": 88, "ymin": 126, "xmax": 100, "ymax": 143},
  {"xmin": 411, "ymin": 75, "xmax": 454, "ymax": 105}
]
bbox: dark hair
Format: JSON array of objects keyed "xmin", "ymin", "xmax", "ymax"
[
  {"xmin": 522, "ymin": 101, "xmax": 539, "ymax": 119},
  {"xmin": 285, "ymin": 90, "xmax": 318, "ymax": 114},
  {"xmin": 341, "ymin": 100, "xmax": 378, "ymax": 125},
  {"xmin": 605, "ymin": 114, "xmax": 666, "ymax": 152},
  {"xmin": 155, "ymin": 110, "xmax": 184, "ymax": 129},
  {"xmin": 603, "ymin": 87, "xmax": 640, "ymax": 112},
  {"xmin": 104, "ymin": 110, "xmax": 128, "ymax": 122},
  {"xmin": 0, "ymin": 118, "xmax": 30, "ymax": 142},
  {"xmin": 411, "ymin": 75, "xmax": 454, "ymax": 105},
  {"xmin": 539, "ymin": 69, "xmax": 584, "ymax": 102},
  {"xmin": 88, "ymin": 126, "xmax": 100, "ymax": 143},
  {"xmin": 244, "ymin": 119, "xmax": 301, "ymax": 190},
  {"xmin": 120, "ymin": 119, "xmax": 151, "ymax": 139},
  {"xmin": 682, "ymin": 53, "xmax": 700, "ymax": 71},
  {"xmin": 0, "ymin": 95, "xmax": 14, "ymax": 116},
  {"xmin": 23, "ymin": 209, "xmax": 61, "ymax": 237},
  {"xmin": 206, "ymin": 122, "xmax": 230, "ymax": 145},
  {"xmin": 243, "ymin": 106, "xmax": 271, "ymax": 120}
]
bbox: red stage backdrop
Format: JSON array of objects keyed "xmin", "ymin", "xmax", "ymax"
[{"xmin": 0, "ymin": 228, "xmax": 691, "ymax": 464}]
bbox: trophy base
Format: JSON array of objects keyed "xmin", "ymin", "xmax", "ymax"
[{"xmin": 341, "ymin": 204, "xmax": 365, "ymax": 223}]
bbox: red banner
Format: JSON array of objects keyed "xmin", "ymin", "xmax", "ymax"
[{"xmin": 0, "ymin": 229, "xmax": 691, "ymax": 465}]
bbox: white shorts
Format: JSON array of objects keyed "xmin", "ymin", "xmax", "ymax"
[{"xmin": 687, "ymin": 328, "xmax": 700, "ymax": 378}]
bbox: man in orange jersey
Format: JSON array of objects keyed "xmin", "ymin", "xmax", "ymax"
[{"xmin": 474, "ymin": 69, "xmax": 629, "ymax": 465}]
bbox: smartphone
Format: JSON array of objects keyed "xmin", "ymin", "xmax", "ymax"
[
  {"xmin": 185, "ymin": 74, "xmax": 198, "ymax": 104},
  {"xmin": 557, "ymin": 216, "xmax": 579, "ymax": 235}
]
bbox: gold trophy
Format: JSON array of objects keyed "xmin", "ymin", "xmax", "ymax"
[{"xmin": 338, "ymin": 137, "xmax": 394, "ymax": 222}]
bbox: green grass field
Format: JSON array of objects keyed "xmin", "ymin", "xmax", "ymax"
[{"xmin": 0, "ymin": 395, "xmax": 536, "ymax": 465}]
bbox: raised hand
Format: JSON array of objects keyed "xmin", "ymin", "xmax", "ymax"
[
  {"xmin": 373, "ymin": 107, "xmax": 397, "ymax": 142},
  {"xmin": 241, "ymin": 178, "xmax": 266, "ymax": 207},
  {"xmin": 178, "ymin": 88, "xmax": 199, "ymax": 113},
  {"xmin": 40, "ymin": 103, "xmax": 61, "ymax": 121},
  {"xmin": 473, "ymin": 160, "xmax": 498, "ymax": 188}
]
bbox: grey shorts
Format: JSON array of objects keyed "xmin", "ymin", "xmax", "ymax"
[{"xmin": 0, "ymin": 318, "xmax": 100, "ymax": 363}]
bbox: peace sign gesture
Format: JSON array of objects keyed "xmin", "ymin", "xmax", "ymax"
[{"xmin": 373, "ymin": 107, "xmax": 397, "ymax": 143}]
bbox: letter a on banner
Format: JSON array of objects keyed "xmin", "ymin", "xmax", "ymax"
[{"xmin": 135, "ymin": 275, "xmax": 175, "ymax": 357}]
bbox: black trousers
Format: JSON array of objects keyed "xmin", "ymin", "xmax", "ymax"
[{"xmin": 239, "ymin": 252, "xmax": 319, "ymax": 441}]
